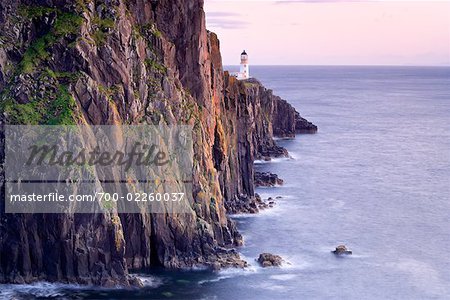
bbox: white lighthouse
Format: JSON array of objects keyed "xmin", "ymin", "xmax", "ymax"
[{"xmin": 238, "ymin": 50, "xmax": 249, "ymax": 80}]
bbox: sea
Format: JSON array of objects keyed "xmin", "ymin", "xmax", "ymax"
[{"xmin": 1, "ymin": 66, "xmax": 449, "ymax": 299}]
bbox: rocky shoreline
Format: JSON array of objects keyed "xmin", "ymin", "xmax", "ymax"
[{"xmin": 0, "ymin": 0, "xmax": 316, "ymax": 286}]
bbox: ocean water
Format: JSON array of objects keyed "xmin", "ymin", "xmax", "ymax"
[{"xmin": 2, "ymin": 66, "xmax": 450, "ymax": 299}]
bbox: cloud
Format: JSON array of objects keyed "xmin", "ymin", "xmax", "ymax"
[
  {"xmin": 206, "ymin": 12, "xmax": 241, "ymax": 17},
  {"xmin": 276, "ymin": 0, "xmax": 367, "ymax": 3},
  {"xmin": 207, "ymin": 18, "xmax": 249, "ymax": 29},
  {"xmin": 206, "ymin": 11, "xmax": 249, "ymax": 29}
]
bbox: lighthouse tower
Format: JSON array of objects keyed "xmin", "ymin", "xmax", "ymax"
[{"xmin": 239, "ymin": 50, "xmax": 249, "ymax": 80}]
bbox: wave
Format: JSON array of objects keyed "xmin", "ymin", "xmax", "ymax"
[
  {"xmin": 198, "ymin": 265, "xmax": 258, "ymax": 285},
  {"xmin": 0, "ymin": 282, "xmax": 86, "ymax": 299},
  {"xmin": 0, "ymin": 274, "xmax": 163, "ymax": 299},
  {"xmin": 272, "ymin": 136, "xmax": 295, "ymax": 141},
  {"xmin": 134, "ymin": 274, "xmax": 164, "ymax": 288},
  {"xmin": 269, "ymin": 273, "xmax": 297, "ymax": 281},
  {"xmin": 230, "ymin": 204, "xmax": 285, "ymax": 220},
  {"xmin": 254, "ymin": 155, "xmax": 295, "ymax": 165}
]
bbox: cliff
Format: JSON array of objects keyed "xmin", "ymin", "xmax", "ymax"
[{"xmin": 0, "ymin": 0, "xmax": 316, "ymax": 286}]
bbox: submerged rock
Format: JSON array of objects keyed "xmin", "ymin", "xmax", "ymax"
[
  {"xmin": 332, "ymin": 245, "xmax": 352, "ymax": 255},
  {"xmin": 257, "ymin": 253, "xmax": 283, "ymax": 267}
]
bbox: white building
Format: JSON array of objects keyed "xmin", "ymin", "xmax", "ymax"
[{"xmin": 232, "ymin": 50, "xmax": 250, "ymax": 80}]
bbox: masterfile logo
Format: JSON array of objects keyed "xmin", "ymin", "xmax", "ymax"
[{"xmin": 4, "ymin": 125, "xmax": 193, "ymax": 214}]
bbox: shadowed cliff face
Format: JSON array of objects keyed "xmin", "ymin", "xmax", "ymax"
[{"xmin": 0, "ymin": 0, "xmax": 316, "ymax": 285}]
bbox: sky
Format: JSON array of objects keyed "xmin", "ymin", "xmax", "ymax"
[{"xmin": 204, "ymin": 0, "xmax": 450, "ymax": 66}]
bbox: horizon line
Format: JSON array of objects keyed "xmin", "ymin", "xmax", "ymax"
[{"xmin": 223, "ymin": 64, "xmax": 450, "ymax": 67}]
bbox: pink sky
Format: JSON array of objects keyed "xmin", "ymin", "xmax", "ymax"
[{"xmin": 205, "ymin": 1, "xmax": 450, "ymax": 66}]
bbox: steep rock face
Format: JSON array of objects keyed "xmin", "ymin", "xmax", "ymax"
[
  {"xmin": 0, "ymin": 0, "xmax": 316, "ymax": 285},
  {"xmin": 214, "ymin": 74, "xmax": 315, "ymax": 213}
]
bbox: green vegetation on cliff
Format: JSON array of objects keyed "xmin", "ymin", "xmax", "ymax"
[
  {"xmin": 2, "ymin": 84, "xmax": 78, "ymax": 125},
  {"xmin": 92, "ymin": 16, "xmax": 115, "ymax": 45},
  {"xmin": 47, "ymin": 85, "xmax": 78, "ymax": 125},
  {"xmin": 0, "ymin": 5, "xmax": 83, "ymax": 125},
  {"xmin": 19, "ymin": 6, "xmax": 83, "ymax": 73}
]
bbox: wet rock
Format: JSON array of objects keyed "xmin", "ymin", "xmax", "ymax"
[
  {"xmin": 257, "ymin": 253, "xmax": 283, "ymax": 267},
  {"xmin": 258, "ymin": 202, "xmax": 268, "ymax": 210},
  {"xmin": 207, "ymin": 248, "xmax": 248, "ymax": 271},
  {"xmin": 225, "ymin": 194, "xmax": 260, "ymax": 214},
  {"xmin": 332, "ymin": 245, "xmax": 352, "ymax": 255},
  {"xmin": 258, "ymin": 144, "xmax": 289, "ymax": 160},
  {"xmin": 233, "ymin": 234, "xmax": 244, "ymax": 247},
  {"xmin": 128, "ymin": 276, "xmax": 144, "ymax": 288},
  {"xmin": 255, "ymin": 172, "xmax": 284, "ymax": 187}
]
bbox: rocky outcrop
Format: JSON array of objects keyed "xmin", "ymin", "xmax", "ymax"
[
  {"xmin": 332, "ymin": 245, "xmax": 352, "ymax": 255},
  {"xmin": 295, "ymin": 112, "xmax": 318, "ymax": 134},
  {"xmin": 257, "ymin": 253, "xmax": 283, "ymax": 267},
  {"xmin": 258, "ymin": 144, "xmax": 289, "ymax": 161},
  {"xmin": 270, "ymin": 89, "xmax": 317, "ymax": 136},
  {"xmin": 0, "ymin": 0, "xmax": 316, "ymax": 285},
  {"xmin": 254, "ymin": 172, "xmax": 284, "ymax": 187}
]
